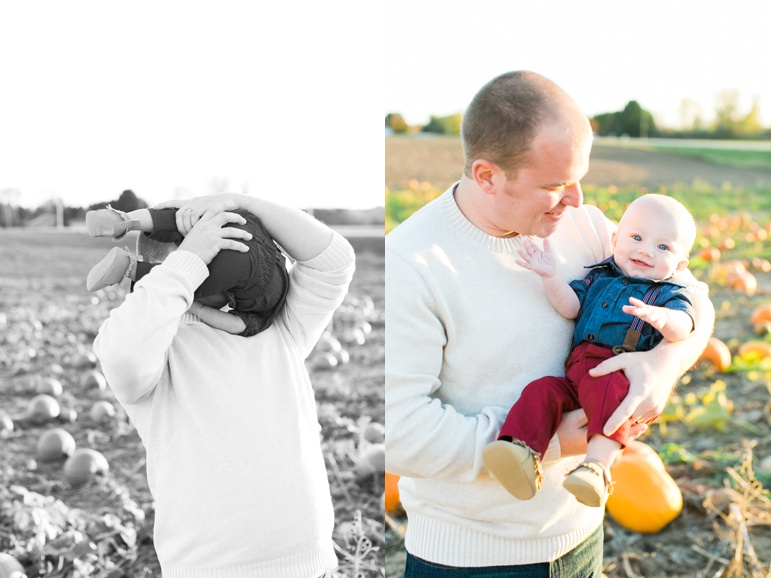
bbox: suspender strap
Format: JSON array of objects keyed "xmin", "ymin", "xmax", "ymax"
[{"xmin": 612, "ymin": 284, "xmax": 663, "ymax": 355}]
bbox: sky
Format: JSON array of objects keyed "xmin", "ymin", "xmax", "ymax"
[
  {"xmin": 0, "ymin": 2, "xmax": 382, "ymax": 210},
  {"xmin": 385, "ymin": 1, "xmax": 771, "ymax": 133}
]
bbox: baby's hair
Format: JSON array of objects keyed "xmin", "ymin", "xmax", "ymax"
[{"xmin": 624, "ymin": 194, "xmax": 697, "ymax": 253}]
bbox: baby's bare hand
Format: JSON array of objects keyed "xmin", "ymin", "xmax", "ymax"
[
  {"xmin": 515, "ymin": 238, "xmax": 557, "ymax": 278},
  {"xmin": 622, "ymin": 297, "xmax": 668, "ymax": 331}
]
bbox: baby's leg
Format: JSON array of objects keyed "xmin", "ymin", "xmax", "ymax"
[
  {"xmin": 86, "ymin": 206, "xmax": 152, "ymax": 239},
  {"xmin": 563, "ymin": 434, "xmax": 620, "ymax": 507},
  {"xmin": 484, "ymin": 374, "xmax": 580, "ymax": 501},
  {"xmin": 565, "ymin": 350, "xmax": 630, "ymax": 507},
  {"xmin": 124, "ymin": 209, "xmax": 153, "ymax": 231},
  {"xmin": 143, "ymin": 208, "xmax": 184, "ymax": 244},
  {"xmin": 585, "ymin": 434, "xmax": 622, "ymax": 471}
]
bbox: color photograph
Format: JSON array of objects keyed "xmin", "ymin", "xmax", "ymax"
[{"xmin": 386, "ymin": 2, "xmax": 771, "ymax": 577}]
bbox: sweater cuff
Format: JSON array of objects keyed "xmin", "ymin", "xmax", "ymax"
[
  {"xmin": 299, "ymin": 231, "xmax": 355, "ymax": 271},
  {"xmin": 161, "ymin": 250, "xmax": 209, "ymax": 288}
]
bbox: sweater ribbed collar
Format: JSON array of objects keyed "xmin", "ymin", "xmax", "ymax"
[{"xmin": 439, "ymin": 183, "xmax": 532, "ymax": 253}]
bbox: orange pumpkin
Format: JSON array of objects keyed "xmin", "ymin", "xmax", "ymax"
[
  {"xmin": 719, "ymin": 238, "xmax": 736, "ymax": 251},
  {"xmin": 0, "ymin": 553, "xmax": 25, "ymax": 578},
  {"xmin": 697, "ymin": 247, "xmax": 721, "ymax": 263},
  {"xmin": 728, "ymin": 271, "xmax": 757, "ymax": 296},
  {"xmin": 750, "ymin": 305, "xmax": 771, "ymax": 335},
  {"xmin": 698, "ymin": 337, "xmax": 732, "ymax": 372},
  {"xmin": 385, "ymin": 472, "xmax": 402, "ymax": 514},
  {"xmin": 738, "ymin": 340, "xmax": 771, "ymax": 361},
  {"xmin": 750, "ymin": 303, "xmax": 771, "ymax": 325},
  {"xmin": 606, "ymin": 441, "xmax": 683, "ymax": 534}
]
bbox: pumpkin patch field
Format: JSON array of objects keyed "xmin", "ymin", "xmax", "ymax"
[
  {"xmin": 0, "ymin": 228, "xmax": 384, "ymax": 577},
  {"xmin": 385, "ymin": 137, "xmax": 771, "ymax": 578}
]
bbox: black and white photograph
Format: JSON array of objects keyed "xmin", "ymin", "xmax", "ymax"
[{"xmin": 0, "ymin": 3, "xmax": 383, "ymax": 577}]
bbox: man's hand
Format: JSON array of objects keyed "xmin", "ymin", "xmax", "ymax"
[
  {"xmin": 589, "ymin": 350, "xmax": 672, "ymax": 435},
  {"xmin": 516, "ymin": 238, "xmax": 557, "ymax": 278},
  {"xmin": 177, "ymin": 210, "xmax": 251, "ymax": 265},
  {"xmin": 557, "ymin": 407, "xmax": 648, "ymax": 457},
  {"xmin": 154, "ymin": 193, "xmax": 242, "ymax": 235}
]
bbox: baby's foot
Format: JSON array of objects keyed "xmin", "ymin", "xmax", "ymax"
[
  {"xmin": 482, "ymin": 439, "xmax": 543, "ymax": 500},
  {"xmin": 86, "ymin": 247, "xmax": 136, "ymax": 292},
  {"xmin": 85, "ymin": 205, "xmax": 141, "ymax": 240},
  {"xmin": 563, "ymin": 460, "xmax": 613, "ymax": 507}
]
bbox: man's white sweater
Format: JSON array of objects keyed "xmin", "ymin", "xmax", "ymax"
[
  {"xmin": 385, "ymin": 187, "xmax": 614, "ymax": 566},
  {"xmin": 94, "ymin": 233, "xmax": 355, "ymax": 577}
]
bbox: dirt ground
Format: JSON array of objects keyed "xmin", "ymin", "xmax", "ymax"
[{"xmin": 385, "ymin": 135, "xmax": 771, "ymax": 192}]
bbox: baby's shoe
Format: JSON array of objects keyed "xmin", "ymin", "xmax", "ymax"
[
  {"xmin": 85, "ymin": 205, "xmax": 140, "ymax": 240},
  {"xmin": 563, "ymin": 460, "xmax": 613, "ymax": 507},
  {"xmin": 482, "ymin": 439, "xmax": 543, "ymax": 500},
  {"xmin": 86, "ymin": 247, "xmax": 135, "ymax": 292}
]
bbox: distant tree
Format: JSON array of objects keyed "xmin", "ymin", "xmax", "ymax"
[
  {"xmin": 591, "ymin": 112, "xmax": 620, "ymax": 136},
  {"xmin": 679, "ymin": 98, "xmax": 704, "ymax": 132},
  {"xmin": 0, "ymin": 188, "xmax": 21, "ymax": 227},
  {"xmin": 737, "ymin": 96, "xmax": 763, "ymax": 137},
  {"xmin": 111, "ymin": 189, "xmax": 148, "ymax": 212},
  {"xmin": 618, "ymin": 101, "xmax": 656, "ymax": 138},
  {"xmin": 385, "ymin": 113, "xmax": 409, "ymax": 133},
  {"xmin": 422, "ymin": 113, "xmax": 462, "ymax": 135},
  {"xmin": 590, "ymin": 101, "xmax": 656, "ymax": 137},
  {"xmin": 713, "ymin": 89, "xmax": 741, "ymax": 138}
]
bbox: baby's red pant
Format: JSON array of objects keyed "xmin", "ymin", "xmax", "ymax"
[{"xmin": 498, "ymin": 341, "xmax": 637, "ymax": 456}]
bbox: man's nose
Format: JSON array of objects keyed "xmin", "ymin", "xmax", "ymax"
[{"xmin": 562, "ymin": 183, "xmax": 583, "ymax": 208}]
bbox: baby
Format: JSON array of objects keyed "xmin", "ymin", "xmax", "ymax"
[
  {"xmin": 483, "ymin": 194, "xmax": 697, "ymax": 507},
  {"xmin": 85, "ymin": 204, "xmax": 289, "ymax": 337}
]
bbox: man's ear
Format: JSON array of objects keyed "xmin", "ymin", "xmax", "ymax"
[
  {"xmin": 471, "ymin": 160, "xmax": 500, "ymax": 195},
  {"xmin": 611, "ymin": 230, "xmax": 617, "ymax": 248}
]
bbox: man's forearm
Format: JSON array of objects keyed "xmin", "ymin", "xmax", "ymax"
[
  {"xmin": 189, "ymin": 302, "xmax": 246, "ymax": 335},
  {"xmin": 232, "ymin": 194, "xmax": 334, "ymax": 262},
  {"xmin": 651, "ymin": 287, "xmax": 714, "ymax": 377}
]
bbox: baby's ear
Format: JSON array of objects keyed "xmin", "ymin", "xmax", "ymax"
[{"xmin": 676, "ymin": 258, "xmax": 689, "ymax": 273}]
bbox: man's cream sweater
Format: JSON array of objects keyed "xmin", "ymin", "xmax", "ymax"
[
  {"xmin": 94, "ymin": 233, "xmax": 355, "ymax": 577},
  {"xmin": 385, "ymin": 187, "xmax": 614, "ymax": 566}
]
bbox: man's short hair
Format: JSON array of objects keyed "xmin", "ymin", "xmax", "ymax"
[{"xmin": 461, "ymin": 71, "xmax": 569, "ymax": 178}]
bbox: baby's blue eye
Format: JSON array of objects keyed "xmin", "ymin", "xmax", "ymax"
[
  {"xmin": 658, "ymin": 244, "xmax": 669, "ymax": 251},
  {"xmin": 633, "ymin": 235, "xmax": 642, "ymax": 241}
]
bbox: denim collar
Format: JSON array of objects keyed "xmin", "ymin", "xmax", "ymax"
[{"xmin": 584, "ymin": 256, "xmax": 684, "ymax": 286}]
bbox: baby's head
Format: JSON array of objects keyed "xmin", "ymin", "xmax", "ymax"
[{"xmin": 612, "ymin": 194, "xmax": 696, "ymax": 281}]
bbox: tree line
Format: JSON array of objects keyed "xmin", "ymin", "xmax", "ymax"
[
  {"xmin": 387, "ymin": 90, "xmax": 771, "ymax": 140},
  {"xmin": 0, "ymin": 189, "xmax": 148, "ymax": 228}
]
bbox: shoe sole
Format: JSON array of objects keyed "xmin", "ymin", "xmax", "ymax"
[
  {"xmin": 482, "ymin": 440, "xmax": 536, "ymax": 500},
  {"xmin": 86, "ymin": 247, "xmax": 131, "ymax": 292},
  {"xmin": 85, "ymin": 211, "xmax": 140, "ymax": 239},
  {"xmin": 86, "ymin": 211, "xmax": 118, "ymax": 237},
  {"xmin": 563, "ymin": 475, "xmax": 603, "ymax": 507}
]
